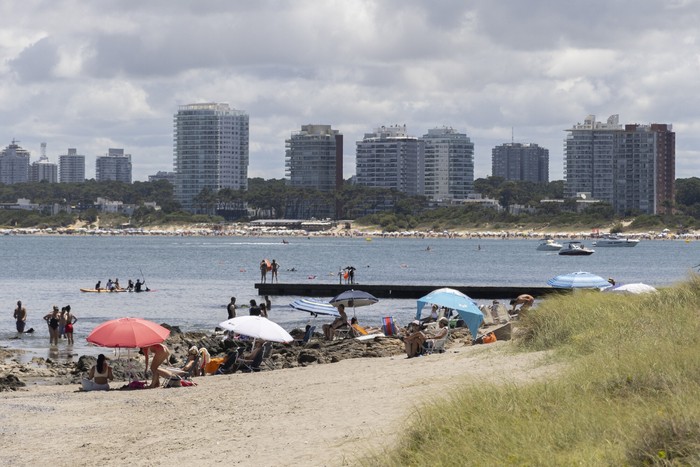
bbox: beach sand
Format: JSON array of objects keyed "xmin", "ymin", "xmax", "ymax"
[{"xmin": 0, "ymin": 341, "xmax": 561, "ymax": 467}]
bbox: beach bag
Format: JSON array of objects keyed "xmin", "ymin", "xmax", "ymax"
[{"xmin": 165, "ymin": 375, "xmax": 182, "ymax": 388}]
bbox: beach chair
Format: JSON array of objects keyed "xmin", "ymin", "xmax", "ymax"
[
  {"xmin": 295, "ymin": 326, "xmax": 316, "ymax": 346},
  {"xmin": 424, "ymin": 328, "xmax": 449, "ymax": 355},
  {"xmin": 260, "ymin": 342, "xmax": 275, "ymax": 370},
  {"xmin": 381, "ymin": 317, "xmax": 399, "ymax": 337},
  {"xmin": 352, "ymin": 323, "xmax": 385, "ymax": 341},
  {"xmin": 238, "ymin": 343, "xmax": 266, "ymax": 372},
  {"xmin": 162, "ymin": 353, "xmax": 200, "ymax": 387},
  {"xmin": 333, "ymin": 325, "xmax": 351, "ymax": 340}
]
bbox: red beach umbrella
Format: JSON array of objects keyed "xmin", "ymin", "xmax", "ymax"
[{"xmin": 86, "ymin": 317, "xmax": 170, "ymax": 348}]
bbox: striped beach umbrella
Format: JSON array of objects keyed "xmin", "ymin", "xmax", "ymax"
[
  {"xmin": 547, "ymin": 271, "xmax": 613, "ymax": 289},
  {"xmin": 289, "ymin": 298, "xmax": 340, "ymax": 317}
]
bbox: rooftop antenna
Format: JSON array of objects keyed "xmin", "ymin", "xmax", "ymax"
[
  {"xmin": 41, "ymin": 142, "xmax": 46, "ymax": 157},
  {"xmin": 511, "ymin": 127, "xmax": 514, "ymax": 144}
]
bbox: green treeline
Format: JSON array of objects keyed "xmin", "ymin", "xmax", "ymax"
[{"xmin": 1, "ymin": 177, "xmax": 700, "ymax": 230}]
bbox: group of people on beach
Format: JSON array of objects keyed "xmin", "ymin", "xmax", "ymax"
[
  {"xmin": 13, "ymin": 301, "xmax": 78, "ymax": 346},
  {"xmin": 42, "ymin": 304, "xmax": 78, "ymax": 346}
]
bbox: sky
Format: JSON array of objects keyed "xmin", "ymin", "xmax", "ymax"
[{"xmin": 1, "ymin": 0, "xmax": 700, "ymax": 182}]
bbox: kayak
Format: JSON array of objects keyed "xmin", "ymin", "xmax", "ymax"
[{"xmin": 80, "ymin": 288, "xmax": 127, "ymax": 293}]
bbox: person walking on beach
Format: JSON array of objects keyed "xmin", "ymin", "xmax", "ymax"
[
  {"xmin": 227, "ymin": 297, "xmax": 237, "ymax": 319},
  {"xmin": 43, "ymin": 306, "xmax": 60, "ymax": 346},
  {"xmin": 271, "ymin": 259, "xmax": 279, "ymax": 283},
  {"xmin": 13, "ymin": 301, "xmax": 27, "ymax": 336},
  {"xmin": 259, "ymin": 260, "xmax": 268, "ymax": 283},
  {"xmin": 64, "ymin": 305, "xmax": 77, "ymax": 345}
]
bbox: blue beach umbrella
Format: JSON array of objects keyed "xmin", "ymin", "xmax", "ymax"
[
  {"xmin": 289, "ymin": 298, "xmax": 340, "ymax": 317},
  {"xmin": 415, "ymin": 288, "xmax": 483, "ymax": 342},
  {"xmin": 547, "ymin": 271, "xmax": 612, "ymax": 289}
]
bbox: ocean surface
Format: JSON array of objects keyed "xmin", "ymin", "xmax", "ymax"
[{"xmin": 1, "ymin": 235, "xmax": 697, "ymax": 360}]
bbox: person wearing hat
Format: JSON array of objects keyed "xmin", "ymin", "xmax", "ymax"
[{"xmin": 423, "ymin": 317, "xmax": 449, "ymax": 352}]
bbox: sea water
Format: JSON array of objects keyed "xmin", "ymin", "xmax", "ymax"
[{"xmin": 1, "ymin": 235, "xmax": 697, "ymax": 359}]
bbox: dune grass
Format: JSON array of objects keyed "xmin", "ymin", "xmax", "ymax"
[{"xmin": 366, "ymin": 275, "xmax": 700, "ymax": 466}]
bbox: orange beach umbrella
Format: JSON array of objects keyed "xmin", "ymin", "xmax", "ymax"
[{"xmin": 86, "ymin": 317, "xmax": 170, "ymax": 348}]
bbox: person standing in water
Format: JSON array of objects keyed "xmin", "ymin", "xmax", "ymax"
[
  {"xmin": 43, "ymin": 306, "xmax": 60, "ymax": 346},
  {"xmin": 13, "ymin": 301, "xmax": 27, "ymax": 336},
  {"xmin": 64, "ymin": 305, "xmax": 77, "ymax": 345},
  {"xmin": 227, "ymin": 297, "xmax": 237, "ymax": 319}
]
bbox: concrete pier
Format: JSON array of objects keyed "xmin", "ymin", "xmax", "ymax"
[{"xmin": 255, "ymin": 283, "xmax": 566, "ymax": 299}]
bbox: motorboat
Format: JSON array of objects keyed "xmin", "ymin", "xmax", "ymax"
[
  {"xmin": 536, "ymin": 239, "xmax": 563, "ymax": 251},
  {"xmin": 592, "ymin": 235, "xmax": 639, "ymax": 247},
  {"xmin": 558, "ymin": 241, "xmax": 595, "ymax": 256}
]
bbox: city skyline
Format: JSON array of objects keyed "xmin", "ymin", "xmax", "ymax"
[{"xmin": 1, "ymin": 1, "xmax": 698, "ymax": 182}]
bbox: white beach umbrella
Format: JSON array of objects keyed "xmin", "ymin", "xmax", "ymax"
[
  {"xmin": 608, "ymin": 283, "xmax": 658, "ymax": 294},
  {"xmin": 219, "ymin": 316, "xmax": 293, "ymax": 343}
]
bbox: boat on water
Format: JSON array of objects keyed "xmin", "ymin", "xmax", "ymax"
[
  {"xmin": 558, "ymin": 241, "xmax": 595, "ymax": 256},
  {"xmin": 80, "ymin": 288, "xmax": 127, "ymax": 293},
  {"xmin": 536, "ymin": 239, "xmax": 563, "ymax": 251},
  {"xmin": 592, "ymin": 235, "xmax": 640, "ymax": 247}
]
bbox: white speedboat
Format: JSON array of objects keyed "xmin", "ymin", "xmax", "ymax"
[
  {"xmin": 558, "ymin": 241, "xmax": 595, "ymax": 256},
  {"xmin": 592, "ymin": 235, "xmax": 639, "ymax": 247},
  {"xmin": 537, "ymin": 239, "xmax": 563, "ymax": 251}
]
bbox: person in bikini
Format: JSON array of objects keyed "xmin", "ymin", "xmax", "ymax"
[
  {"xmin": 82, "ymin": 354, "xmax": 114, "ymax": 391},
  {"xmin": 141, "ymin": 343, "xmax": 171, "ymax": 388}
]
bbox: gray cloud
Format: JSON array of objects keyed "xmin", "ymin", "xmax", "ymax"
[{"xmin": 0, "ymin": 0, "xmax": 698, "ymax": 182}]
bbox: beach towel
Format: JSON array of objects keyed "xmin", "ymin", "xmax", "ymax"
[
  {"xmin": 352, "ymin": 324, "xmax": 368, "ymax": 336},
  {"xmin": 204, "ymin": 357, "xmax": 225, "ymax": 375}
]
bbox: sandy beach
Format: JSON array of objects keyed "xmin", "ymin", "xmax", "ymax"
[{"xmin": 0, "ymin": 340, "xmax": 561, "ymax": 467}]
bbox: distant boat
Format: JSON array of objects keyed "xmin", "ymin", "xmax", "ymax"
[
  {"xmin": 558, "ymin": 241, "xmax": 595, "ymax": 256},
  {"xmin": 592, "ymin": 235, "xmax": 639, "ymax": 247},
  {"xmin": 537, "ymin": 239, "xmax": 563, "ymax": 251}
]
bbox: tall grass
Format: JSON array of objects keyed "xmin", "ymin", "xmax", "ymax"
[{"xmin": 366, "ymin": 275, "xmax": 700, "ymax": 466}]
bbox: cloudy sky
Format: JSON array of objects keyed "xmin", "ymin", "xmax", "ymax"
[{"xmin": 1, "ymin": 0, "xmax": 699, "ymax": 182}]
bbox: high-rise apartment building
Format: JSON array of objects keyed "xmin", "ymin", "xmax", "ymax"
[
  {"xmin": 492, "ymin": 143, "xmax": 549, "ymax": 183},
  {"xmin": 59, "ymin": 148, "xmax": 86, "ymax": 183},
  {"xmin": 96, "ymin": 148, "xmax": 132, "ymax": 183},
  {"xmin": 421, "ymin": 127, "xmax": 474, "ymax": 201},
  {"xmin": 0, "ymin": 141, "xmax": 30, "ymax": 184},
  {"xmin": 173, "ymin": 103, "xmax": 249, "ymax": 212},
  {"xmin": 564, "ymin": 115, "xmax": 675, "ymax": 215},
  {"xmin": 285, "ymin": 124, "xmax": 343, "ymax": 192},
  {"xmin": 356, "ymin": 125, "xmax": 422, "ymax": 195},
  {"xmin": 30, "ymin": 155, "xmax": 58, "ymax": 183}
]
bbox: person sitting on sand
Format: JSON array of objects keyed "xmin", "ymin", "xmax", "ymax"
[
  {"xmin": 82, "ymin": 354, "xmax": 114, "ymax": 391},
  {"xmin": 322, "ymin": 304, "xmax": 349, "ymax": 340},
  {"xmin": 141, "ymin": 343, "xmax": 171, "ymax": 388},
  {"xmin": 510, "ymin": 294, "xmax": 534, "ymax": 317},
  {"xmin": 403, "ymin": 321, "xmax": 426, "ymax": 358}
]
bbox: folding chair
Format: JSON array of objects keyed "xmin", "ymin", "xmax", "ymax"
[
  {"xmin": 333, "ymin": 325, "xmax": 351, "ymax": 340},
  {"xmin": 295, "ymin": 326, "xmax": 316, "ymax": 345},
  {"xmin": 381, "ymin": 317, "xmax": 399, "ymax": 337}
]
